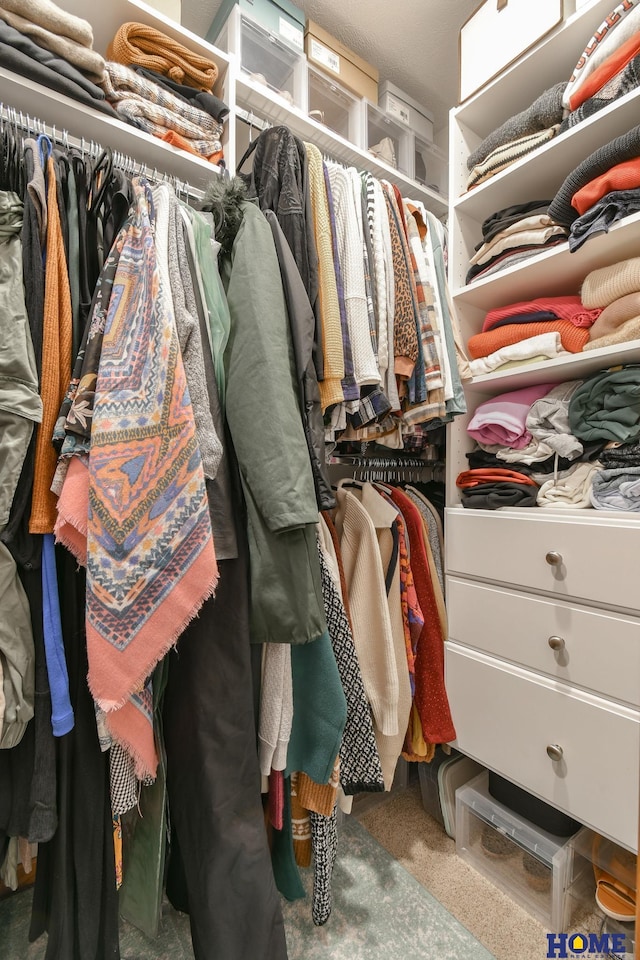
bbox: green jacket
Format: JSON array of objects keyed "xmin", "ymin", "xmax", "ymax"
[{"xmin": 216, "ymin": 185, "xmax": 326, "ymax": 645}]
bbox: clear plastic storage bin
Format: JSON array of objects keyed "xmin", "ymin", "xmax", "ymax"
[
  {"xmin": 364, "ymin": 101, "xmax": 411, "ymax": 176},
  {"xmin": 307, "ymin": 64, "xmax": 362, "ymax": 145},
  {"xmin": 215, "ymin": 6, "xmax": 306, "ymax": 108},
  {"xmin": 414, "ymin": 136, "xmax": 448, "ymax": 198},
  {"xmin": 456, "ymin": 771, "xmax": 577, "ymax": 930},
  {"xmin": 564, "ymin": 827, "xmax": 636, "ymax": 952}
]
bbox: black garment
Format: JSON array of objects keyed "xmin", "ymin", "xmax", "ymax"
[
  {"xmin": 29, "ymin": 549, "xmax": 120, "ymax": 960},
  {"xmin": 478, "ymin": 200, "xmax": 552, "ymax": 247},
  {"xmin": 265, "ymin": 209, "xmax": 334, "ymax": 511},
  {"xmin": 484, "ymin": 310, "xmax": 561, "ymax": 330},
  {"xmin": 466, "ymin": 444, "xmax": 605, "ymax": 475},
  {"xmin": 133, "ymin": 66, "xmax": 229, "ymax": 122},
  {"xmin": 237, "ymin": 126, "xmax": 323, "ymax": 380},
  {"xmin": 568, "ymin": 188, "xmax": 640, "ymax": 252},
  {"xmin": 0, "ymin": 558, "xmax": 57, "ymax": 851},
  {"xmin": 163, "ymin": 532, "xmax": 288, "ymax": 960},
  {"xmin": 0, "ymin": 41, "xmax": 116, "ymax": 118},
  {"xmin": 599, "ymin": 438, "xmax": 640, "ymax": 468},
  {"xmin": 460, "ymin": 482, "xmax": 539, "ymax": 508}
]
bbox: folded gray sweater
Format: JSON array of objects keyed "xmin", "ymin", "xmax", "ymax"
[
  {"xmin": 548, "ymin": 124, "xmax": 640, "ymax": 226},
  {"xmin": 467, "ymin": 82, "xmax": 567, "ymax": 171}
]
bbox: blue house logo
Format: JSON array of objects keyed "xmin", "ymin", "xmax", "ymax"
[{"xmin": 546, "ymin": 932, "xmax": 630, "ymax": 958}]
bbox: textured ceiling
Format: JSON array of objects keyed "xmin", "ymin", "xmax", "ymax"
[{"xmin": 182, "ymin": 0, "xmax": 481, "ymax": 136}]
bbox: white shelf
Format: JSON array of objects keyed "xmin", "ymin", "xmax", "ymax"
[
  {"xmin": 63, "ymin": 0, "xmax": 231, "ymax": 96},
  {"xmin": 452, "ymin": 210, "xmax": 640, "ymax": 309},
  {"xmin": 453, "ymin": 86, "xmax": 640, "ymax": 223},
  {"xmin": 234, "ymin": 75, "xmax": 449, "ymax": 215},
  {"xmin": 0, "ymin": 68, "xmax": 222, "ymax": 191},
  {"xmin": 465, "ymin": 339, "xmax": 640, "ymax": 394},
  {"xmin": 453, "ymin": 0, "xmax": 614, "ymax": 137}
]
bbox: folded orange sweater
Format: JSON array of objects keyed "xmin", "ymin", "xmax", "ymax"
[
  {"xmin": 456, "ymin": 469, "xmax": 537, "ymax": 488},
  {"xmin": 108, "ymin": 22, "xmax": 218, "ymax": 91},
  {"xmin": 571, "ymin": 157, "xmax": 640, "ymax": 215},
  {"xmin": 569, "ymin": 30, "xmax": 640, "ymax": 112},
  {"xmin": 468, "ymin": 320, "xmax": 590, "ymax": 359}
]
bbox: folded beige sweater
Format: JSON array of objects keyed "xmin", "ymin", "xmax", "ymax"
[
  {"xmin": 588, "ymin": 290, "xmax": 640, "ymax": 340},
  {"xmin": 585, "ymin": 315, "xmax": 640, "ymax": 351},
  {"xmin": 581, "ymin": 255, "xmax": 640, "ymax": 308},
  {"xmin": 1, "ymin": 0, "xmax": 93, "ymax": 45},
  {"xmin": 0, "ymin": 6, "xmax": 104, "ymax": 80}
]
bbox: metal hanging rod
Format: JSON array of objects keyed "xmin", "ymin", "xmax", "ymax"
[{"xmin": 0, "ymin": 101, "xmax": 206, "ymax": 202}]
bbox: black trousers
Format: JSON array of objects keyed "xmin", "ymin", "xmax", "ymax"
[{"xmin": 163, "ymin": 544, "xmax": 288, "ymax": 960}]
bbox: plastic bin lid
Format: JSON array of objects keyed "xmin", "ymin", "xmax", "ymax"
[{"xmin": 457, "ymin": 772, "xmax": 568, "ymax": 866}]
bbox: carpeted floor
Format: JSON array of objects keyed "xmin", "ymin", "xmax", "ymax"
[{"xmin": 0, "ymin": 780, "xmax": 614, "ymax": 960}]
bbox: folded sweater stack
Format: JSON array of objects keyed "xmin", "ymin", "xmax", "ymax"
[
  {"xmin": 467, "ymin": 295, "xmax": 599, "ymax": 371},
  {"xmin": 466, "ymin": 83, "xmax": 567, "ymax": 191},
  {"xmin": 581, "ymin": 255, "xmax": 640, "ymax": 350},
  {"xmin": 103, "ymin": 23, "xmax": 227, "ymax": 164},
  {"xmin": 0, "ymin": 0, "xmax": 114, "ymax": 115}
]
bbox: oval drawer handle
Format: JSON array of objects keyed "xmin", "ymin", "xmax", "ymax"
[
  {"xmin": 546, "ymin": 744, "xmax": 564, "ymax": 762},
  {"xmin": 548, "ymin": 636, "xmax": 565, "ymax": 651},
  {"xmin": 545, "ymin": 551, "xmax": 563, "ymax": 566}
]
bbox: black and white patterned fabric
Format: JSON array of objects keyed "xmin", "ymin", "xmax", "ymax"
[
  {"xmin": 310, "ymin": 806, "xmax": 338, "ymax": 926},
  {"xmin": 317, "ymin": 544, "xmax": 385, "ymax": 795},
  {"xmin": 109, "ymin": 742, "xmax": 139, "ymax": 816}
]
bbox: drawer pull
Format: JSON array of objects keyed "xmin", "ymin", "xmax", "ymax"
[
  {"xmin": 545, "ymin": 551, "xmax": 563, "ymax": 566},
  {"xmin": 548, "ymin": 636, "xmax": 565, "ymax": 651},
  {"xmin": 546, "ymin": 744, "xmax": 564, "ymax": 762}
]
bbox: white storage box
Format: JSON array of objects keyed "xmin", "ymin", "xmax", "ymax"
[
  {"xmin": 459, "ymin": 0, "xmax": 571, "ymax": 102},
  {"xmin": 456, "ymin": 771, "xmax": 576, "ymax": 930},
  {"xmin": 215, "ymin": 6, "xmax": 306, "ymax": 108},
  {"xmin": 364, "ymin": 101, "xmax": 412, "ymax": 175},
  {"xmin": 378, "ymin": 80, "xmax": 434, "ymax": 142},
  {"xmin": 414, "ymin": 136, "xmax": 448, "ymax": 198},
  {"xmin": 308, "ymin": 64, "xmax": 363, "ymax": 145}
]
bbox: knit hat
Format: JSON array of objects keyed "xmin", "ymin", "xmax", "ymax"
[{"xmin": 581, "ymin": 256, "xmax": 640, "ymax": 307}]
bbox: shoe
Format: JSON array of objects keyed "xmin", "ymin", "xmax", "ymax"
[
  {"xmin": 369, "ymin": 136, "xmax": 396, "ymax": 168},
  {"xmin": 593, "ymin": 834, "xmax": 636, "ymax": 922},
  {"xmin": 479, "ymin": 824, "xmax": 517, "ymax": 859},
  {"xmin": 522, "ymin": 852, "xmax": 551, "ymax": 893}
]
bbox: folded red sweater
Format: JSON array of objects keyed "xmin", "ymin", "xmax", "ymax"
[
  {"xmin": 571, "ymin": 157, "xmax": 640, "ymax": 215},
  {"xmin": 482, "ymin": 295, "xmax": 601, "ymax": 332},
  {"xmin": 456, "ymin": 469, "xmax": 537, "ymax": 488}
]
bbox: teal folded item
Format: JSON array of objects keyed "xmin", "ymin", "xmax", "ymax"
[{"xmin": 568, "ymin": 364, "xmax": 640, "ymax": 442}]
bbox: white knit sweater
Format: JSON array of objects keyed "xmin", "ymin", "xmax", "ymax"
[{"xmin": 327, "ymin": 164, "xmax": 380, "ymax": 387}]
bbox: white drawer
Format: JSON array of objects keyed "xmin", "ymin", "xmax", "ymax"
[
  {"xmin": 445, "ymin": 643, "xmax": 640, "ymax": 851},
  {"xmin": 447, "ymin": 577, "xmax": 640, "ymax": 707},
  {"xmin": 446, "ymin": 509, "xmax": 640, "ymax": 614}
]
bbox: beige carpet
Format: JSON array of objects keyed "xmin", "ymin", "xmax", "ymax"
[{"xmin": 355, "ymin": 782, "xmax": 597, "ymax": 960}]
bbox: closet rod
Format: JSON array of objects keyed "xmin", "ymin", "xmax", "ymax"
[{"xmin": 0, "ymin": 101, "xmax": 209, "ymax": 202}]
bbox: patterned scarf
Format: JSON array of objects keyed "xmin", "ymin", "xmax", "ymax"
[{"xmin": 85, "ymin": 179, "xmax": 218, "ymax": 779}]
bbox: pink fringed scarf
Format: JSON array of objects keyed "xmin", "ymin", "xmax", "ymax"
[{"xmin": 56, "ymin": 180, "xmax": 218, "ymax": 779}]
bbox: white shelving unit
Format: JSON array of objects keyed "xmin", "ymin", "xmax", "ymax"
[
  {"xmin": 445, "ymin": 0, "xmax": 640, "ymax": 855},
  {"xmin": 5, "ymin": 0, "xmax": 447, "ymax": 216}
]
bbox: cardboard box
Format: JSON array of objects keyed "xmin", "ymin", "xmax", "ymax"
[
  {"xmin": 305, "ymin": 20, "xmax": 378, "ymax": 102},
  {"xmin": 459, "ymin": 0, "xmax": 570, "ymax": 102},
  {"xmin": 207, "ymin": 0, "xmax": 305, "ymax": 52},
  {"xmin": 378, "ymin": 80, "xmax": 434, "ymax": 142},
  {"xmin": 145, "ymin": 0, "xmax": 181, "ymax": 22}
]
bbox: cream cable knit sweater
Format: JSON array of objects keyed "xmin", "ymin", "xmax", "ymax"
[
  {"xmin": 375, "ymin": 558, "xmax": 412, "ymax": 790},
  {"xmin": 2, "ymin": 0, "xmax": 93, "ymax": 45},
  {"xmin": 327, "ymin": 165, "xmax": 380, "ymax": 387},
  {"xmin": 334, "ymin": 485, "xmax": 399, "ymax": 737},
  {"xmin": 259, "ymin": 643, "xmax": 293, "ymax": 775},
  {"xmin": 581, "ymin": 255, "xmax": 640, "ymax": 308}
]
